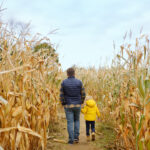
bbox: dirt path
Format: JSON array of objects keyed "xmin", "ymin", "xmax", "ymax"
[
  {"xmin": 47, "ymin": 113, "xmax": 100, "ymax": 150},
  {"xmin": 64, "ymin": 114, "xmax": 99, "ymax": 150}
]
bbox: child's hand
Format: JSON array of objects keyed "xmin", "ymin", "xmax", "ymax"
[{"xmin": 98, "ymin": 117, "xmax": 101, "ymax": 122}]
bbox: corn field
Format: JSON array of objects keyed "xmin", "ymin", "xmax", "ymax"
[
  {"xmin": 75, "ymin": 32, "xmax": 150, "ymax": 150},
  {"xmin": 0, "ymin": 21, "xmax": 61, "ymax": 150}
]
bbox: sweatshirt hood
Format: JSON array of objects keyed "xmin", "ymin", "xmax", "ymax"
[{"xmin": 86, "ymin": 99, "xmax": 96, "ymax": 107}]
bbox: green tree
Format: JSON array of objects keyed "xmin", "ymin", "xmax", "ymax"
[{"xmin": 33, "ymin": 42, "xmax": 59, "ymax": 63}]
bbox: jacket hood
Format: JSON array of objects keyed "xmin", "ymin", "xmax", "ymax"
[{"xmin": 86, "ymin": 99, "xmax": 96, "ymax": 107}]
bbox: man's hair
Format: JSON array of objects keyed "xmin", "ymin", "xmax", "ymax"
[{"xmin": 67, "ymin": 67, "xmax": 75, "ymax": 77}]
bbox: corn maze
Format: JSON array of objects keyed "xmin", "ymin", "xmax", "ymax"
[{"xmin": 0, "ymin": 18, "xmax": 150, "ymax": 150}]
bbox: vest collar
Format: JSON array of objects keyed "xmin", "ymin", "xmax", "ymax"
[{"xmin": 68, "ymin": 76, "xmax": 75, "ymax": 79}]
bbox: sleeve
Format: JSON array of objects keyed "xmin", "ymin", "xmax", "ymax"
[
  {"xmin": 81, "ymin": 82, "xmax": 86, "ymax": 104},
  {"xmin": 96, "ymin": 106, "xmax": 100, "ymax": 117},
  {"xmin": 60, "ymin": 82, "xmax": 66, "ymax": 105},
  {"xmin": 81, "ymin": 106, "xmax": 87, "ymax": 114}
]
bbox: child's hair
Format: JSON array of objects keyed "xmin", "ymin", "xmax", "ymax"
[{"xmin": 85, "ymin": 95, "xmax": 93, "ymax": 101}]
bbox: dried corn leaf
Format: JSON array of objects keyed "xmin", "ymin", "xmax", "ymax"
[
  {"xmin": 0, "ymin": 127, "xmax": 17, "ymax": 133},
  {"xmin": 12, "ymin": 106, "xmax": 22, "ymax": 117},
  {"xmin": 0, "ymin": 96, "xmax": 8, "ymax": 105},
  {"xmin": 17, "ymin": 125, "xmax": 42, "ymax": 139},
  {"xmin": 15, "ymin": 132, "xmax": 22, "ymax": 148}
]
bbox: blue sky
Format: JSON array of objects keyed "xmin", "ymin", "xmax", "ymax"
[{"xmin": 2, "ymin": 0, "xmax": 150, "ymax": 70}]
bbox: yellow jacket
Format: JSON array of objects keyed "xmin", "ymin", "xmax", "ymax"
[{"xmin": 81, "ymin": 99, "xmax": 100, "ymax": 121}]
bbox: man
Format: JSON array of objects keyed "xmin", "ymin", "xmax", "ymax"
[{"xmin": 60, "ymin": 67, "xmax": 86, "ymax": 144}]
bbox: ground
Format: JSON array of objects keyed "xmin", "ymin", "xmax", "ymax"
[{"xmin": 47, "ymin": 109, "xmax": 116, "ymax": 150}]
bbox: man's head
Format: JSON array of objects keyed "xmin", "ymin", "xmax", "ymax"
[{"xmin": 67, "ymin": 67, "xmax": 75, "ymax": 77}]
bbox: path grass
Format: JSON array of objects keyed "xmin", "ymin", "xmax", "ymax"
[{"xmin": 94, "ymin": 121, "xmax": 116, "ymax": 150}]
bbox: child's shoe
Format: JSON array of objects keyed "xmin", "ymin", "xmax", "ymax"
[
  {"xmin": 86, "ymin": 136, "xmax": 90, "ymax": 142},
  {"xmin": 74, "ymin": 138, "xmax": 79, "ymax": 143},
  {"xmin": 91, "ymin": 132, "xmax": 95, "ymax": 141}
]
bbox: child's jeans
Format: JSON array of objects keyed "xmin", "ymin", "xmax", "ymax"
[{"xmin": 86, "ymin": 121, "xmax": 95, "ymax": 136}]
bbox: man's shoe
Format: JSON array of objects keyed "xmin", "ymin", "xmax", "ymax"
[
  {"xmin": 86, "ymin": 136, "xmax": 90, "ymax": 142},
  {"xmin": 68, "ymin": 141, "xmax": 74, "ymax": 144},
  {"xmin": 91, "ymin": 132, "xmax": 95, "ymax": 141}
]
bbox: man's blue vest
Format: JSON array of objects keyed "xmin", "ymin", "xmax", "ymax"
[{"xmin": 61, "ymin": 77, "xmax": 83, "ymax": 105}]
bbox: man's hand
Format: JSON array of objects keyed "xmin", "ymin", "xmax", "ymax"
[
  {"xmin": 81, "ymin": 104, "xmax": 84, "ymax": 108},
  {"xmin": 61, "ymin": 101, "xmax": 66, "ymax": 106}
]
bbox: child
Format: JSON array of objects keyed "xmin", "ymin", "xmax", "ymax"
[{"xmin": 81, "ymin": 96, "xmax": 100, "ymax": 141}]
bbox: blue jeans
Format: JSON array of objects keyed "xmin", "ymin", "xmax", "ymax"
[
  {"xmin": 64, "ymin": 107, "xmax": 81, "ymax": 143},
  {"xmin": 86, "ymin": 121, "xmax": 95, "ymax": 136}
]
